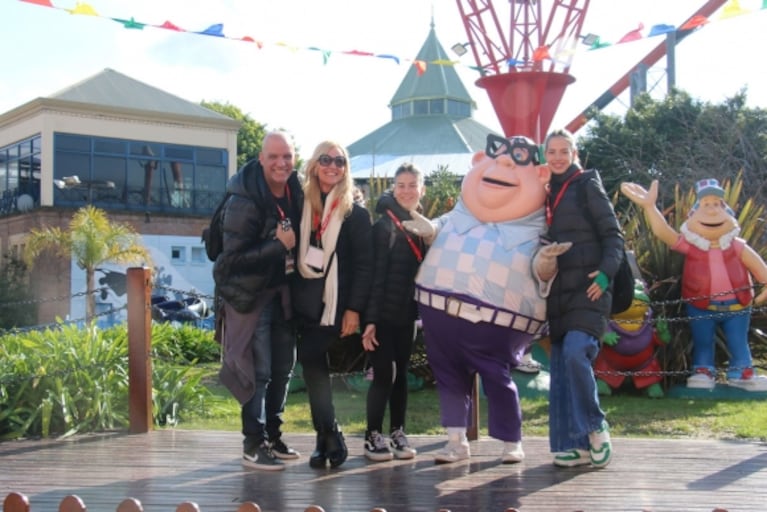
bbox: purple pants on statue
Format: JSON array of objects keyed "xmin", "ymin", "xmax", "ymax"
[{"xmin": 418, "ymin": 304, "xmax": 534, "ymax": 442}]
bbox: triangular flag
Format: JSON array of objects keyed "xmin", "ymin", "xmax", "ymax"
[
  {"xmin": 275, "ymin": 42, "xmax": 300, "ymax": 52},
  {"xmin": 618, "ymin": 23, "xmax": 645, "ymax": 43},
  {"xmin": 507, "ymin": 58, "xmax": 522, "ymax": 67},
  {"xmin": 589, "ymin": 37, "xmax": 611, "ymax": 50},
  {"xmin": 197, "ymin": 24, "xmax": 225, "ymax": 37},
  {"xmin": 720, "ymin": 0, "xmax": 748, "ymax": 19},
  {"xmin": 20, "ymin": 0, "xmax": 54, "ymax": 7},
  {"xmin": 240, "ymin": 37, "xmax": 263, "ymax": 49},
  {"xmin": 343, "ymin": 50, "xmax": 374, "ymax": 57},
  {"xmin": 680, "ymin": 15, "xmax": 709, "ymax": 30},
  {"xmin": 432, "ymin": 59, "xmax": 457, "ymax": 66},
  {"xmin": 69, "ymin": 2, "xmax": 98, "ymax": 16},
  {"xmin": 112, "ymin": 17, "xmax": 145, "ymax": 30},
  {"xmin": 376, "ymin": 54, "xmax": 401, "ymax": 65},
  {"xmin": 157, "ymin": 20, "xmax": 184, "ymax": 31},
  {"xmin": 414, "ymin": 60, "xmax": 427, "ymax": 76},
  {"xmin": 308, "ymin": 47, "xmax": 332, "ymax": 65},
  {"xmin": 647, "ymin": 24, "xmax": 675, "ymax": 37},
  {"xmin": 532, "ymin": 46, "xmax": 550, "ymax": 61},
  {"xmin": 763, "ymin": 0, "xmax": 767, "ymax": 9}
]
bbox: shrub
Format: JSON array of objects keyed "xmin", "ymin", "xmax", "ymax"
[{"xmin": 0, "ymin": 322, "xmax": 215, "ymax": 439}]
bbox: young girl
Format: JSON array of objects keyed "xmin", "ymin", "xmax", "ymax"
[
  {"xmin": 361, "ymin": 163, "xmax": 427, "ymax": 461},
  {"xmin": 543, "ymin": 128, "xmax": 623, "ymax": 469}
]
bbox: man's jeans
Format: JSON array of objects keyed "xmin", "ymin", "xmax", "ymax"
[{"xmin": 241, "ymin": 296, "xmax": 296, "ymax": 445}]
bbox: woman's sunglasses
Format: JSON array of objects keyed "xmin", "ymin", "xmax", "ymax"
[{"xmin": 318, "ymin": 154, "xmax": 347, "ymax": 168}]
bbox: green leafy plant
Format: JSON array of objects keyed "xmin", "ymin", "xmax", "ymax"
[
  {"xmin": 422, "ymin": 165, "xmax": 460, "ymax": 218},
  {"xmin": 0, "ymin": 322, "xmax": 215, "ymax": 439}
]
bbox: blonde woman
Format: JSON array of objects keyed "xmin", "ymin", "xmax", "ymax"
[{"xmin": 293, "ymin": 140, "xmax": 373, "ymax": 469}]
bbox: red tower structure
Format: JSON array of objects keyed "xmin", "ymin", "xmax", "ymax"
[
  {"xmin": 455, "ymin": 0, "xmax": 729, "ymax": 141},
  {"xmin": 456, "ymin": 0, "xmax": 590, "ymax": 141}
]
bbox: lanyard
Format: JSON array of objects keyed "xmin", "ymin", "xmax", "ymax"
[
  {"xmin": 386, "ymin": 209, "xmax": 423, "ymax": 262},
  {"xmin": 273, "ymin": 185, "xmax": 292, "ymax": 220},
  {"xmin": 313, "ymin": 197, "xmax": 340, "ymax": 244},
  {"xmin": 546, "ymin": 170, "xmax": 583, "ymax": 226}
]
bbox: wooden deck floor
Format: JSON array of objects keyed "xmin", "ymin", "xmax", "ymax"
[{"xmin": 1, "ymin": 431, "xmax": 765, "ymax": 512}]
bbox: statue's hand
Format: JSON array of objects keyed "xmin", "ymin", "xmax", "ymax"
[
  {"xmin": 402, "ymin": 211, "xmax": 436, "ymax": 243},
  {"xmin": 602, "ymin": 331, "xmax": 619, "ymax": 347},
  {"xmin": 534, "ymin": 241, "xmax": 572, "ymax": 281},
  {"xmin": 620, "ymin": 180, "xmax": 659, "ymax": 209}
]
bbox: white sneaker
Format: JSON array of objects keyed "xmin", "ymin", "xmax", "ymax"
[
  {"xmin": 687, "ymin": 371, "xmax": 715, "ymax": 390},
  {"xmin": 434, "ymin": 439, "xmax": 470, "ymax": 463},
  {"xmin": 588, "ymin": 421, "xmax": 612, "ymax": 468},
  {"xmin": 728, "ymin": 370, "xmax": 767, "ymax": 392},
  {"xmin": 553, "ymin": 448, "xmax": 591, "ymax": 467},
  {"xmin": 364, "ymin": 431, "xmax": 394, "ymax": 462},
  {"xmin": 501, "ymin": 441, "xmax": 525, "ymax": 463},
  {"xmin": 515, "ymin": 352, "xmax": 542, "ymax": 374},
  {"xmin": 390, "ymin": 428, "xmax": 417, "ymax": 459}
]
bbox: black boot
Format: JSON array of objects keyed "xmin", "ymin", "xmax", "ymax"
[
  {"xmin": 326, "ymin": 424, "xmax": 348, "ymax": 468},
  {"xmin": 309, "ymin": 431, "xmax": 327, "ymax": 469}
]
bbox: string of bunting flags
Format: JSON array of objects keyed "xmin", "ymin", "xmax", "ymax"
[{"xmin": 18, "ymin": 0, "xmax": 767, "ymax": 76}]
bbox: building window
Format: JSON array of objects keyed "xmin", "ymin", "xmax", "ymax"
[
  {"xmin": 190, "ymin": 247, "xmax": 206, "ymax": 263},
  {"xmin": 0, "ymin": 135, "xmax": 41, "ymax": 216},
  {"xmin": 413, "ymin": 100, "xmax": 429, "ymax": 115},
  {"xmin": 429, "ymin": 99, "xmax": 445, "ymax": 114},
  {"xmin": 447, "ymin": 99, "xmax": 471, "ymax": 117},
  {"xmin": 171, "ymin": 246, "xmax": 186, "ymax": 263},
  {"xmin": 53, "ymin": 133, "xmax": 228, "ymax": 215}
]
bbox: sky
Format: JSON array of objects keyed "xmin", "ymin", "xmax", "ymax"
[{"xmin": 2, "ymin": 0, "xmax": 766, "ymax": 159}]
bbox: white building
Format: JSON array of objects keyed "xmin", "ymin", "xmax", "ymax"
[{"xmin": 0, "ymin": 68, "xmax": 241, "ymax": 325}]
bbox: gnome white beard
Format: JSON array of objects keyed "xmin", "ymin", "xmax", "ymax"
[{"xmin": 680, "ymin": 222, "xmax": 740, "ymax": 251}]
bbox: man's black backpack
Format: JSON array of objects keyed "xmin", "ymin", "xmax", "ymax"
[{"xmin": 201, "ymin": 193, "xmax": 231, "ymax": 262}]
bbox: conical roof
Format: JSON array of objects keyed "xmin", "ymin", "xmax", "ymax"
[
  {"xmin": 348, "ymin": 20, "xmax": 499, "ymax": 178},
  {"xmin": 48, "ymin": 68, "xmax": 234, "ymax": 122}
]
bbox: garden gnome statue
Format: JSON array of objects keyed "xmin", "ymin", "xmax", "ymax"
[
  {"xmin": 404, "ymin": 134, "xmax": 570, "ymax": 463},
  {"xmin": 621, "ymin": 178, "xmax": 767, "ymax": 391}
]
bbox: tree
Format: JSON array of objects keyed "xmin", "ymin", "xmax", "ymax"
[
  {"xmin": 200, "ymin": 101, "xmax": 268, "ymax": 168},
  {"xmin": 0, "ymin": 253, "xmax": 36, "ymax": 329},
  {"xmin": 23, "ymin": 206, "xmax": 151, "ymax": 320},
  {"xmin": 578, "ymin": 89, "xmax": 767, "ymax": 207}
]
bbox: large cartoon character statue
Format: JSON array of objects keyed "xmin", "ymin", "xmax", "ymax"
[
  {"xmin": 621, "ymin": 178, "xmax": 767, "ymax": 391},
  {"xmin": 406, "ymin": 134, "xmax": 570, "ymax": 464},
  {"xmin": 595, "ymin": 279, "xmax": 670, "ymax": 398}
]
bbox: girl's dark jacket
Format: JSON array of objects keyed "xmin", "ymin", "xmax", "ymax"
[
  {"xmin": 213, "ymin": 158, "xmax": 303, "ymax": 313},
  {"xmin": 363, "ymin": 191, "xmax": 425, "ymax": 327},
  {"xmin": 546, "ymin": 164, "xmax": 624, "ymax": 343}
]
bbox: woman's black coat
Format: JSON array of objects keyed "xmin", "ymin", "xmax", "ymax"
[
  {"xmin": 546, "ymin": 165, "xmax": 624, "ymax": 343},
  {"xmin": 364, "ymin": 191, "xmax": 425, "ymax": 326}
]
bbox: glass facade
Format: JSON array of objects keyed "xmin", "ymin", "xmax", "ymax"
[
  {"xmin": 0, "ymin": 135, "xmax": 41, "ymax": 215},
  {"xmin": 52, "ymin": 133, "xmax": 228, "ymax": 214}
]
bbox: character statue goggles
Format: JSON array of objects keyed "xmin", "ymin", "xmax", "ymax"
[{"xmin": 485, "ymin": 134, "xmax": 540, "ymax": 166}]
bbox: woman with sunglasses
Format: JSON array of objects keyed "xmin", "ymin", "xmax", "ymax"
[{"xmin": 294, "ymin": 141, "xmax": 373, "ymax": 469}]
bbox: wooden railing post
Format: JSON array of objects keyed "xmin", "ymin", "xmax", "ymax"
[
  {"xmin": 127, "ymin": 266, "xmax": 153, "ymax": 433},
  {"xmin": 467, "ymin": 374, "xmax": 480, "ymax": 441}
]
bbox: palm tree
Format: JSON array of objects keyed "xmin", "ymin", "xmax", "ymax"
[{"xmin": 24, "ymin": 206, "xmax": 151, "ymax": 320}]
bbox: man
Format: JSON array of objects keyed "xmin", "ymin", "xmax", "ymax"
[{"xmin": 214, "ymin": 131, "xmax": 304, "ymax": 471}]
